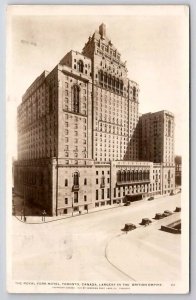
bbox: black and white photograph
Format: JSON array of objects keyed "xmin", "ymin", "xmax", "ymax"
[{"xmin": 6, "ymin": 5, "xmax": 189, "ymax": 294}]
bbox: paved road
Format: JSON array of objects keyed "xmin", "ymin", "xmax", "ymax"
[
  {"xmin": 106, "ymin": 212, "xmax": 181, "ymax": 282},
  {"xmin": 12, "ymin": 194, "xmax": 181, "ymax": 282}
]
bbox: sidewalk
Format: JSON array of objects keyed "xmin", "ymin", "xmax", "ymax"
[{"xmin": 13, "ymin": 194, "xmax": 173, "ymax": 225}]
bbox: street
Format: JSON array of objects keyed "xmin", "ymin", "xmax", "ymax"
[{"xmin": 11, "ymin": 194, "xmax": 181, "ymax": 282}]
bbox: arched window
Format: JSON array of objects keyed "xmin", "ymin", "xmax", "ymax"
[
  {"xmin": 72, "ymin": 85, "xmax": 80, "ymax": 113},
  {"xmin": 168, "ymin": 120, "xmax": 171, "ymax": 136},
  {"xmin": 77, "ymin": 60, "xmax": 84, "ymax": 73},
  {"xmin": 117, "ymin": 170, "xmax": 121, "ymax": 182},
  {"xmin": 139, "ymin": 170, "xmax": 142, "ymax": 180},
  {"xmin": 73, "ymin": 172, "xmax": 79, "ymax": 186},
  {"xmin": 127, "ymin": 170, "xmax": 131, "ymax": 181},
  {"xmin": 122, "ymin": 170, "xmax": 126, "ymax": 182},
  {"xmin": 131, "ymin": 170, "xmax": 134, "ymax": 181}
]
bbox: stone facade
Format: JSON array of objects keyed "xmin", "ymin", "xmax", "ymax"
[{"xmin": 14, "ymin": 23, "xmax": 176, "ymax": 216}]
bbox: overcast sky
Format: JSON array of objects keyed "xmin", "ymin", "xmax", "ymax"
[{"xmin": 7, "ymin": 6, "xmax": 189, "ymax": 158}]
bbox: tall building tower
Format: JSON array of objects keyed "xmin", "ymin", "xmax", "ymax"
[
  {"xmin": 139, "ymin": 110, "xmax": 175, "ymax": 164},
  {"xmin": 139, "ymin": 110, "xmax": 175, "ymax": 195},
  {"xmin": 83, "ymin": 23, "xmax": 140, "ymax": 161}
]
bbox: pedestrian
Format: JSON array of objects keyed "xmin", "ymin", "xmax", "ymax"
[
  {"xmin": 42, "ymin": 210, "xmax": 47, "ymax": 222},
  {"xmin": 21, "ymin": 209, "xmax": 23, "ymax": 220}
]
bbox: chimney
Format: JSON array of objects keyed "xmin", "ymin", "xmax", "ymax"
[{"xmin": 99, "ymin": 23, "xmax": 106, "ymax": 38}]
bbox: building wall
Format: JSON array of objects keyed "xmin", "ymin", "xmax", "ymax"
[
  {"xmin": 17, "ymin": 69, "xmax": 58, "ymax": 160},
  {"xmin": 175, "ymin": 156, "xmax": 182, "ymax": 186},
  {"xmin": 139, "ymin": 110, "xmax": 175, "ymax": 165},
  {"xmin": 14, "ymin": 159, "xmax": 53, "ymax": 214},
  {"xmin": 162, "ymin": 164, "xmax": 175, "ymax": 194},
  {"xmin": 111, "ymin": 161, "xmax": 152, "ymax": 203},
  {"xmin": 57, "ymin": 59, "xmax": 92, "ymax": 160},
  {"xmin": 54, "ymin": 158, "xmax": 94, "ymax": 215}
]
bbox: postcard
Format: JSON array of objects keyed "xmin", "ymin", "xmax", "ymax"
[{"xmin": 6, "ymin": 5, "xmax": 189, "ymax": 293}]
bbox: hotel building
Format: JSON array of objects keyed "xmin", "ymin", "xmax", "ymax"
[{"xmin": 14, "ymin": 24, "xmax": 175, "ymax": 216}]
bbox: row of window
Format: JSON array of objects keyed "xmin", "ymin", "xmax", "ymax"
[
  {"xmin": 117, "ymin": 170, "xmax": 150, "ymax": 182},
  {"xmin": 96, "ymin": 188, "xmax": 110, "ymax": 200},
  {"xmin": 64, "ymin": 173, "xmax": 87, "ymax": 187},
  {"xmin": 65, "ymin": 193, "xmax": 87, "ymax": 204}
]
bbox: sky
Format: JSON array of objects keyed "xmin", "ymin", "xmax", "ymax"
[{"xmin": 7, "ymin": 5, "xmax": 189, "ymax": 158}]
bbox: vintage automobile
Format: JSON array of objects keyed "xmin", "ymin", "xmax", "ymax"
[
  {"xmin": 174, "ymin": 206, "xmax": 181, "ymax": 212},
  {"xmin": 162, "ymin": 210, "xmax": 173, "ymax": 217},
  {"xmin": 155, "ymin": 213, "xmax": 164, "ymax": 220},
  {"xmin": 123, "ymin": 223, "xmax": 136, "ymax": 232},
  {"xmin": 148, "ymin": 196, "xmax": 154, "ymax": 201},
  {"xmin": 141, "ymin": 218, "xmax": 152, "ymax": 225}
]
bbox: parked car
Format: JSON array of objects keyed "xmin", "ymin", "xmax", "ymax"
[
  {"xmin": 174, "ymin": 206, "xmax": 181, "ymax": 212},
  {"xmin": 163, "ymin": 210, "xmax": 173, "ymax": 217},
  {"xmin": 124, "ymin": 201, "xmax": 131, "ymax": 206},
  {"xmin": 123, "ymin": 223, "xmax": 136, "ymax": 232},
  {"xmin": 141, "ymin": 218, "xmax": 152, "ymax": 226},
  {"xmin": 148, "ymin": 196, "xmax": 154, "ymax": 201},
  {"xmin": 155, "ymin": 213, "xmax": 164, "ymax": 220}
]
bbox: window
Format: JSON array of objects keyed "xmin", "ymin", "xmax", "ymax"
[
  {"xmin": 133, "ymin": 86, "xmax": 136, "ymax": 98},
  {"xmin": 96, "ymin": 178, "xmax": 98, "ymax": 184},
  {"xmin": 101, "ymin": 176, "xmax": 105, "ymax": 186},
  {"xmin": 63, "ymin": 209, "xmax": 67, "ymax": 214},
  {"xmin": 96, "ymin": 190, "xmax": 99, "ymax": 200},
  {"xmin": 96, "ymin": 171, "xmax": 98, "ymax": 175},
  {"xmin": 107, "ymin": 188, "xmax": 110, "ymax": 198},
  {"xmin": 65, "ymin": 198, "xmax": 68, "ymax": 204},
  {"xmin": 102, "ymin": 189, "xmax": 104, "ymax": 199},
  {"xmin": 74, "ymin": 192, "xmax": 78, "ymax": 203},
  {"xmin": 84, "ymin": 178, "xmax": 87, "ymax": 185},
  {"xmin": 64, "ymin": 179, "xmax": 68, "ymax": 186},
  {"xmin": 77, "ymin": 60, "xmax": 84, "ymax": 73},
  {"xmin": 168, "ymin": 120, "xmax": 171, "ymax": 136},
  {"xmin": 84, "ymin": 195, "xmax": 87, "ymax": 202},
  {"xmin": 72, "ymin": 85, "xmax": 80, "ymax": 113},
  {"xmin": 107, "ymin": 178, "xmax": 110, "ymax": 183},
  {"xmin": 73, "ymin": 172, "xmax": 79, "ymax": 186},
  {"xmin": 117, "ymin": 170, "xmax": 121, "ymax": 182}
]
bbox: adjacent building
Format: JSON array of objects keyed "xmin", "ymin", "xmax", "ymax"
[
  {"xmin": 14, "ymin": 24, "xmax": 176, "ymax": 216},
  {"xmin": 175, "ymin": 155, "xmax": 182, "ymax": 186}
]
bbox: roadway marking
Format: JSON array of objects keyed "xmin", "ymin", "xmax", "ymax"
[{"xmin": 104, "ymin": 232, "xmax": 136, "ymax": 282}]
